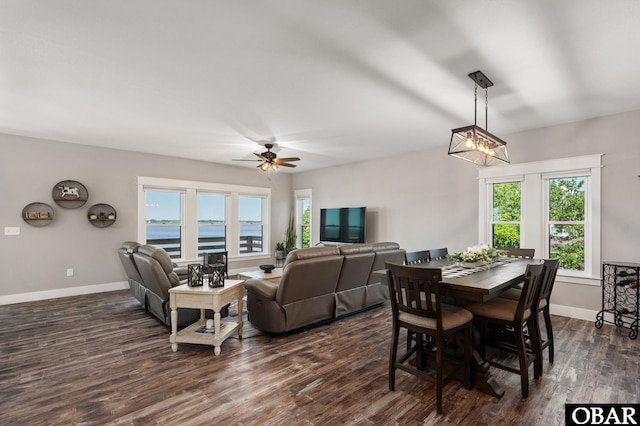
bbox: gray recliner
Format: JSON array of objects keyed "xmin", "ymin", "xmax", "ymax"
[
  {"xmin": 130, "ymin": 244, "xmax": 201, "ymax": 328},
  {"xmin": 117, "ymin": 241, "xmax": 146, "ymax": 307}
]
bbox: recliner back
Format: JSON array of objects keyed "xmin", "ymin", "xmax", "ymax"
[
  {"xmin": 133, "ymin": 244, "xmax": 180, "ymax": 301},
  {"xmin": 277, "ymin": 247, "xmax": 344, "ymax": 305}
]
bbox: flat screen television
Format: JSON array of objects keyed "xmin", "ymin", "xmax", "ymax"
[{"xmin": 320, "ymin": 207, "xmax": 366, "ymax": 244}]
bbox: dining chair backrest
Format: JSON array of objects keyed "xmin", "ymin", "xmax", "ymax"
[
  {"xmin": 517, "ymin": 263, "xmax": 545, "ymax": 320},
  {"xmin": 497, "ymin": 247, "xmax": 535, "ymax": 259},
  {"xmin": 428, "ymin": 248, "xmax": 448, "ymax": 261},
  {"xmin": 538, "ymin": 259, "xmax": 560, "ymax": 304},
  {"xmin": 386, "ymin": 262, "xmax": 443, "ymax": 324},
  {"xmin": 404, "ymin": 250, "xmax": 430, "ymax": 265}
]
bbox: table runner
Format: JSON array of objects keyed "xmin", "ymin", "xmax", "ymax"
[{"xmin": 440, "ymin": 257, "xmax": 517, "ymax": 278}]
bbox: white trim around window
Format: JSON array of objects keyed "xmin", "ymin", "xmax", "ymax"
[
  {"xmin": 137, "ymin": 176, "xmax": 271, "ymax": 262},
  {"xmin": 294, "ymin": 188, "xmax": 312, "ymax": 248},
  {"xmin": 478, "ymin": 154, "xmax": 603, "ymax": 285}
]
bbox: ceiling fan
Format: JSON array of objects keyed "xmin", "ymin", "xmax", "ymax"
[{"xmin": 233, "ymin": 143, "xmax": 301, "ymax": 171}]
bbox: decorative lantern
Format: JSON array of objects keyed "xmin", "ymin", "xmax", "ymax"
[
  {"xmin": 187, "ymin": 264, "xmax": 204, "ymax": 287},
  {"xmin": 206, "ymin": 263, "xmax": 225, "ymax": 288}
]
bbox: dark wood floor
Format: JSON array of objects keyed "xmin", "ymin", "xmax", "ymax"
[{"xmin": 0, "ymin": 290, "xmax": 638, "ymax": 425}]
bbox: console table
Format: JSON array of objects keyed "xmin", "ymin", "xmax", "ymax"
[{"xmin": 169, "ymin": 279, "xmax": 244, "ymax": 355}]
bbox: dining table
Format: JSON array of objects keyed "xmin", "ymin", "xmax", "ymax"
[{"xmin": 376, "ymin": 256, "xmax": 544, "ymax": 398}]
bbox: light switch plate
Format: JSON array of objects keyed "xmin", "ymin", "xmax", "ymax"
[{"xmin": 4, "ymin": 227, "xmax": 20, "ymax": 236}]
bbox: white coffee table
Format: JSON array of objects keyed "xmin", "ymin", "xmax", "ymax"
[
  {"xmin": 237, "ymin": 268, "xmax": 283, "ymax": 283},
  {"xmin": 169, "ymin": 279, "xmax": 244, "ymax": 356}
]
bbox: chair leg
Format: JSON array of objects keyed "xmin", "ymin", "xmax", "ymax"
[
  {"xmin": 543, "ymin": 307, "xmax": 554, "ymax": 363},
  {"xmin": 515, "ymin": 323, "xmax": 529, "ymax": 398},
  {"xmin": 529, "ymin": 314, "xmax": 542, "ymax": 380},
  {"xmin": 435, "ymin": 333, "xmax": 443, "ymax": 414},
  {"xmin": 389, "ymin": 322, "xmax": 399, "ymax": 391},
  {"xmin": 464, "ymin": 323, "xmax": 472, "ymax": 390}
]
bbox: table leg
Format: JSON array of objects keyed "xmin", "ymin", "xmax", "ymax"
[
  {"xmin": 170, "ymin": 305, "xmax": 178, "ymax": 352},
  {"xmin": 213, "ymin": 310, "xmax": 221, "ymax": 356},
  {"xmin": 469, "ymin": 326, "xmax": 505, "ymax": 398},
  {"xmin": 237, "ymin": 294, "xmax": 244, "ymax": 339}
]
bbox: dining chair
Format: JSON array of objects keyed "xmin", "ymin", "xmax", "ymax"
[
  {"xmin": 496, "ymin": 247, "xmax": 535, "ymax": 259},
  {"xmin": 427, "ymin": 248, "xmax": 448, "ymax": 261},
  {"xmin": 500, "ymin": 258, "xmax": 559, "ymax": 377},
  {"xmin": 385, "ymin": 262, "xmax": 473, "ymax": 414},
  {"xmin": 404, "ymin": 250, "xmax": 430, "ymax": 265},
  {"xmin": 465, "ymin": 263, "xmax": 545, "ymax": 397}
]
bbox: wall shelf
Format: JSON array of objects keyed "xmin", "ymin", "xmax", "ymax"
[
  {"xmin": 22, "ymin": 202, "xmax": 54, "ymax": 226},
  {"xmin": 52, "ymin": 180, "xmax": 88, "ymax": 209},
  {"xmin": 87, "ymin": 203, "xmax": 117, "ymax": 228}
]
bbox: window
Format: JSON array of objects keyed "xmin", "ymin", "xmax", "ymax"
[
  {"xmin": 239, "ymin": 196, "xmax": 263, "ymax": 253},
  {"xmin": 197, "ymin": 193, "xmax": 226, "ymax": 255},
  {"xmin": 491, "ymin": 181, "xmax": 521, "ymax": 248},
  {"xmin": 295, "ymin": 189, "xmax": 312, "ymax": 248},
  {"xmin": 546, "ymin": 176, "xmax": 586, "ymax": 271},
  {"xmin": 138, "ymin": 177, "xmax": 271, "ymax": 262},
  {"xmin": 478, "ymin": 155, "xmax": 601, "ymax": 284},
  {"xmin": 144, "ymin": 190, "xmax": 183, "ymax": 258}
]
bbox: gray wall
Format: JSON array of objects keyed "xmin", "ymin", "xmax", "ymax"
[
  {"xmin": 2, "ymin": 108, "xmax": 639, "ymax": 315},
  {"xmin": 0, "ymin": 134, "xmax": 292, "ymax": 298},
  {"xmin": 293, "ymin": 109, "xmax": 640, "ymax": 315}
]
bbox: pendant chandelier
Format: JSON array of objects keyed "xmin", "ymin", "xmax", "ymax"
[{"xmin": 448, "ymin": 70, "xmax": 509, "ymax": 166}]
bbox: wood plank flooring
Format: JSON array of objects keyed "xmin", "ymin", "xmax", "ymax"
[{"xmin": 0, "ymin": 290, "xmax": 638, "ymax": 425}]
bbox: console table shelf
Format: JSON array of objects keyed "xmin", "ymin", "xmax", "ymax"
[{"xmin": 595, "ymin": 261, "xmax": 639, "ymax": 339}]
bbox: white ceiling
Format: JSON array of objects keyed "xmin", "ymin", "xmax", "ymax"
[{"xmin": 2, "ymin": 1, "xmax": 640, "ymax": 172}]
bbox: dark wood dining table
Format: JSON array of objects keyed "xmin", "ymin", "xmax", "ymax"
[{"xmin": 376, "ymin": 257, "xmax": 544, "ymax": 398}]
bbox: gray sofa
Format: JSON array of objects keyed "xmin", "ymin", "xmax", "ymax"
[
  {"xmin": 117, "ymin": 241, "xmax": 205, "ymax": 328},
  {"xmin": 244, "ymin": 242, "xmax": 405, "ymax": 333}
]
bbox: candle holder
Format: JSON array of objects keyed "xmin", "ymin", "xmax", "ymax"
[
  {"xmin": 187, "ymin": 264, "xmax": 204, "ymax": 287},
  {"xmin": 206, "ymin": 263, "xmax": 225, "ymax": 288}
]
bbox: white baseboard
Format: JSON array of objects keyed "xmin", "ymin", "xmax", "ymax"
[
  {"xmin": 549, "ymin": 303, "xmax": 597, "ymax": 322},
  {"xmin": 0, "ymin": 281, "xmax": 129, "ymax": 306}
]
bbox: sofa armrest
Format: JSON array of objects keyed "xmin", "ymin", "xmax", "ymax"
[{"xmin": 244, "ymin": 278, "xmax": 278, "ymax": 300}]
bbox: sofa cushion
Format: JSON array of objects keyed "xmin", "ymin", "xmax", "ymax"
[
  {"xmin": 284, "ymin": 246, "xmax": 341, "ymax": 264},
  {"xmin": 339, "ymin": 244, "xmax": 374, "ymax": 255},
  {"xmin": 138, "ymin": 244, "xmax": 174, "ymax": 274}
]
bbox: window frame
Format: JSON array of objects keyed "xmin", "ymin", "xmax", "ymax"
[
  {"xmin": 138, "ymin": 176, "xmax": 271, "ymax": 262},
  {"xmin": 489, "ymin": 178, "xmax": 523, "ymax": 248},
  {"xmin": 295, "ymin": 189, "xmax": 312, "ymax": 248},
  {"xmin": 143, "ymin": 188, "xmax": 185, "ymax": 258},
  {"xmin": 478, "ymin": 155, "xmax": 602, "ymax": 285}
]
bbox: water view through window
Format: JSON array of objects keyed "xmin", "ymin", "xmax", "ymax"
[{"xmin": 145, "ymin": 191, "xmax": 264, "ymax": 257}]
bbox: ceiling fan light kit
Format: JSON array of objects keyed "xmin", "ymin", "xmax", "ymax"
[
  {"xmin": 448, "ymin": 70, "xmax": 509, "ymax": 167},
  {"xmin": 232, "ymin": 143, "xmax": 300, "ymax": 172}
]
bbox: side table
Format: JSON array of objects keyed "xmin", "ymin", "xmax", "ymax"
[{"xmin": 169, "ymin": 279, "xmax": 244, "ymax": 355}]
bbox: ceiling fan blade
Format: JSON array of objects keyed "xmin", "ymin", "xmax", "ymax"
[
  {"xmin": 277, "ymin": 162, "xmax": 297, "ymax": 167},
  {"xmin": 232, "ymin": 159, "xmax": 261, "ymax": 162},
  {"xmin": 254, "ymin": 153, "xmax": 267, "ymax": 160},
  {"xmin": 275, "ymin": 157, "xmax": 300, "ymax": 162}
]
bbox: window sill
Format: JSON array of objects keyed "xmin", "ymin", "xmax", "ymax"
[{"xmin": 556, "ymin": 273, "xmax": 601, "ymax": 286}]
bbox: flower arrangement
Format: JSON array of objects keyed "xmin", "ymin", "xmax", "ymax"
[{"xmin": 447, "ymin": 245, "xmax": 507, "ymax": 264}]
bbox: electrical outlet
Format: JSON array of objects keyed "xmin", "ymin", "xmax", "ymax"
[
  {"xmin": 4, "ymin": 227, "xmax": 20, "ymax": 236},
  {"xmin": 66, "ymin": 268, "xmax": 74, "ymax": 277}
]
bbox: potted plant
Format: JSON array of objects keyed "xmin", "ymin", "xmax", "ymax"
[
  {"xmin": 285, "ymin": 215, "xmax": 297, "ymax": 253},
  {"xmin": 275, "ymin": 241, "xmax": 285, "ymax": 260},
  {"xmin": 98, "ymin": 212, "xmax": 107, "ymax": 224},
  {"xmin": 88, "ymin": 211, "xmax": 98, "ymax": 220},
  {"xmin": 107, "ymin": 212, "xmax": 116, "ymax": 220}
]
